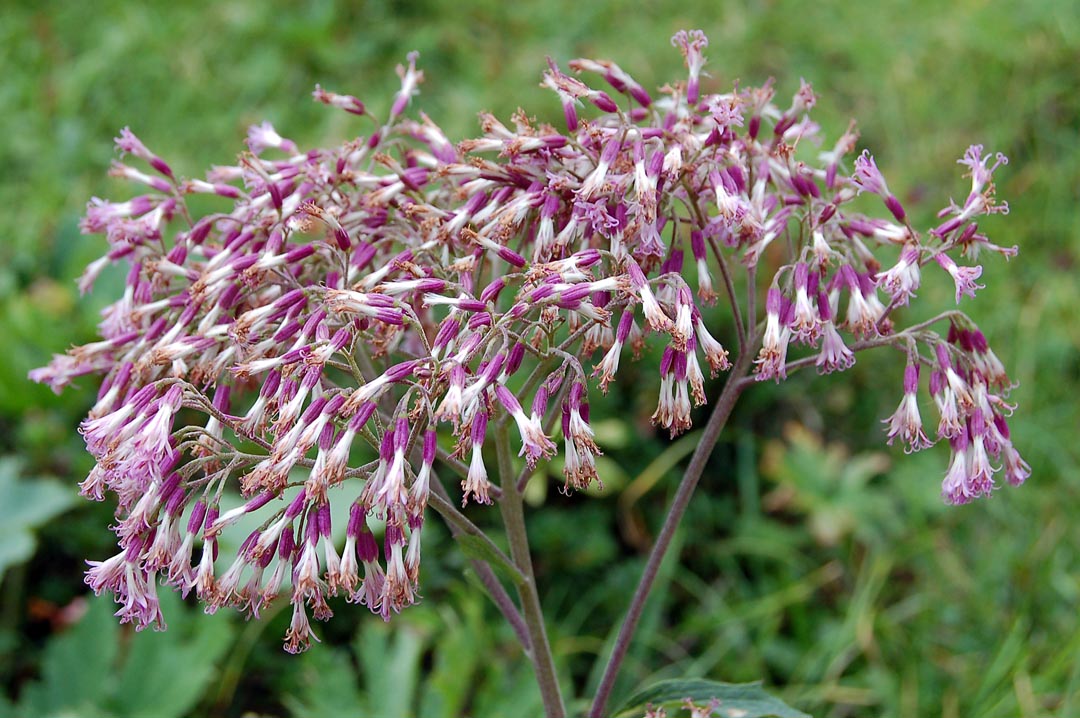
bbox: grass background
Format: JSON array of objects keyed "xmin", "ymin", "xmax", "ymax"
[{"xmin": 1, "ymin": 0, "xmax": 1078, "ymax": 716}]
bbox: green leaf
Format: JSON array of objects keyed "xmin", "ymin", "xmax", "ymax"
[
  {"xmin": 17, "ymin": 593, "xmax": 235, "ymax": 718},
  {"xmin": 18, "ymin": 595, "xmax": 118, "ymax": 717},
  {"xmin": 0, "ymin": 457, "xmax": 76, "ymax": 578},
  {"xmin": 284, "ymin": 645, "xmax": 366, "ymax": 718},
  {"xmin": 612, "ymin": 679, "xmax": 810, "ymax": 718},
  {"xmin": 355, "ymin": 622, "xmax": 426, "ymax": 718},
  {"xmin": 111, "ymin": 591, "xmax": 235, "ymax": 718},
  {"xmin": 455, "ymin": 533, "xmax": 523, "ymax": 585},
  {"xmin": 418, "ymin": 602, "xmax": 483, "ymax": 718}
]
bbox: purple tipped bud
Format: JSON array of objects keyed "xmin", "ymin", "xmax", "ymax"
[
  {"xmin": 356, "ymin": 522, "xmax": 378, "ymax": 562},
  {"xmin": 385, "ymin": 360, "xmax": 417, "ymax": 382},
  {"xmin": 480, "ymin": 277, "xmax": 506, "ymax": 303},
  {"xmin": 379, "ymin": 430, "xmax": 395, "ymax": 462},
  {"xmin": 935, "ymin": 344, "xmax": 952, "ymax": 370},
  {"xmin": 422, "ymin": 429, "xmax": 437, "ymax": 465},
  {"xmin": 187, "ymin": 500, "xmax": 208, "ymax": 534},
  {"xmin": 765, "ymin": 286, "xmax": 783, "ymax": 316},
  {"xmin": 532, "ymin": 386, "xmax": 550, "ymax": 418},
  {"xmin": 349, "ymin": 403, "xmax": 378, "ymax": 434},
  {"xmin": 903, "ymin": 363, "xmax": 920, "ymax": 394},
  {"xmin": 885, "ymin": 195, "xmax": 906, "ymax": 222},
  {"xmin": 318, "ymin": 502, "xmax": 332, "ymax": 537},
  {"xmin": 482, "ymin": 354, "xmax": 506, "ymax": 383},
  {"xmin": 285, "ymin": 491, "xmax": 307, "ymax": 519},
  {"xmin": 591, "ymin": 91, "xmax": 619, "ymax": 112},
  {"xmin": 394, "ymin": 417, "xmax": 410, "ymax": 448},
  {"xmin": 497, "ymin": 246, "xmax": 526, "ymax": 267},
  {"xmin": 279, "ymin": 526, "xmax": 296, "ymax": 559},
  {"xmin": 346, "ymin": 503, "xmax": 365, "ymax": 538},
  {"xmin": 505, "ymin": 343, "xmax": 526, "ymax": 376},
  {"xmin": 470, "ymin": 411, "xmax": 488, "ymax": 445},
  {"xmin": 659, "ymin": 346, "xmax": 675, "ymax": 375},
  {"xmin": 495, "ymin": 384, "xmax": 523, "ymax": 414},
  {"xmin": 246, "ymin": 491, "xmax": 275, "ymax": 513}
]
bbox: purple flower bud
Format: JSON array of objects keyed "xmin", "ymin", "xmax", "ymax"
[
  {"xmin": 904, "ymin": 363, "xmax": 921, "ymax": 394},
  {"xmin": 481, "ymin": 354, "xmax": 506, "ymax": 384},
  {"xmin": 246, "ymin": 491, "xmax": 275, "ymax": 513},
  {"xmin": 385, "ymin": 360, "xmax": 418, "ymax": 382},
  {"xmin": 470, "ymin": 410, "xmax": 488, "ymax": 446},
  {"xmin": 187, "ymin": 500, "xmax": 208, "ymax": 534},
  {"xmin": 532, "ymin": 386, "xmax": 550, "ymax": 419},
  {"xmin": 285, "ymin": 491, "xmax": 307, "ymax": 520},
  {"xmin": 349, "ymin": 401, "xmax": 378, "ymax": 433},
  {"xmin": 530, "ymin": 285, "xmax": 555, "ymax": 302},
  {"xmin": 318, "ymin": 502, "xmax": 332, "ymax": 537},
  {"xmin": 279, "ymin": 526, "xmax": 296, "ymax": 559},
  {"xmin": 934, "ymin": 343, "xmax": 952, "ymax": 371},
  {"xmin": 505, "ymin": 343, "xmax": 526, "ymax": 376},
  {"xmin": 885, "ymin": 195, "xmax": 906, "ymax": 223},
  {"xmin": 422, "ymin": 429, "xmax": 437, "ymax": 465},
  {"xmin": 495, "ymin": 384, "xmax": 523, "ymax": 414},
  {"xmin": 239, "ymin": 530, "xmax": 261, "ymax": 556},
  {"xmin": 379, "ymin": 430, "xmax": 395, "ymax": 462},
  {"xmin": 591, "ymin": 91, "xmax": 619, "ymax": 113}
]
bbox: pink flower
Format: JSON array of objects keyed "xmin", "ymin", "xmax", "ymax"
[
  {"xmin": 934, "ymin": 253, "xmax": 984, "ymax": 303},
  {"xmin": 30, "ymin": 41, "xmax": 1026, "ymax": 647},
  {"xmin": 391, "ymin": 51, "xmax": 423, "ymax": 118},
  {"xmin": 462, "ymin": 411, "xmax": 492, "ymax": 505},
  {"xmin": 789, "ymin": 262, "xmax": 822, "ymax": 344},
  {"xmin": 876, "ymin": 244, "xmax": 922, "ymax": 305},
  {"xmin": 671, "ymin": 30, "xmax": 709, "ymax": 104},
  {"xmin": 115, "ymin": 127, "xmax": 173, "ymax": 178},
  {"xmin": 312, "ymin": 84, "xmax": 366, "ymax": 115},
  {"xmin": 496, "ymin": 384, "xmax": 556, "ymax": 467},
  {"xmin": 246, "ymin": 121, "xmax": 299, "ymax": 155},
  {"xmin": 883, "ymin": 363, "xmax": 932, "ymax": 452},
  {"xmin": 815, "ymin": 291, "xmax": 854, "ymax": 375},
  {"xmin": 754, "ymin": 288, "xmax": 791, "ymax": 382},
  {"xmin": 853, "ymin": 150, "xmax": 906, "ymax": 222}
]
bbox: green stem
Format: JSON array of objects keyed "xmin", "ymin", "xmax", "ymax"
[
  {"xmin": 427, "ymin": 490, "xmax": 523, "ymax": 586},
  {"xmin": 496, "ymin": 421, "xmax": 566, "ymax": 718},
  {"xmin": 588, "ymin": 342, "xmax": 755, "ymax": 718},
  {"xmin": 428, "ymin": 475, "xmax": 530, "ymax": 648}
]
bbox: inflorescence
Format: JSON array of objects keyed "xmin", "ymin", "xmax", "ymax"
[{"xmin": 32, "ymin": 32, "xmax": 1026, "ymax": 651}]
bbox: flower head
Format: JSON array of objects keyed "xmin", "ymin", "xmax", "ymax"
[{"xmin": 30, "ymin": 39, "xmax": 1024, "ymax": 648}]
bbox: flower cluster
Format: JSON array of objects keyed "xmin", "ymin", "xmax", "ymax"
[{"xmin": 33, "ymin": 31, "xmax": 1024, "ymax": 649}]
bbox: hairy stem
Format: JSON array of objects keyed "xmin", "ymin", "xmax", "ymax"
[
  {"xmin": 428, "ymin": 473, "xmax": 530, "ymax": 648},
  {"xmin": 496, "ymin": 421, "xmax": 566, "ymax": 718},
  {"xmin": 427, "ymin": 489, "xmax": 523, "ymax": 585},
  {"xmin": 589, "ymin": 342, "xmax": 755, "ymax": 717}
]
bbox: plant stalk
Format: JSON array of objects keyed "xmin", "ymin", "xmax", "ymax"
[
  {"xmin": 496, "ymin": 421, "xmax": 566, "ymax": 718},
  {"xmin": 589, "ymin": 344, "xmax": 755, "ymax": 717},
  {"xmin": 428, "ymin": 475, "xmax": 531, "ymax": 648}
]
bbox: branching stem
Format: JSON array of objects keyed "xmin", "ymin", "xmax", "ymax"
[
  {"xmin": 589, "ymin": 337, "xmax": 756, "ymax": 718},
  {"xmin": 496, "ymin": 421, "xmax": 566, "ymax": 718}
]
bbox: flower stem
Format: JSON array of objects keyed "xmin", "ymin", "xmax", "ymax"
[
  {"xmin": 496, "ymin": 420, "xmax": 566, "ymax": 718},
  {"xmin": 589, "ymin": 344, "xmax": 754, "ymax": 718},
  {"xmin": 427, "ymin": 489, "xmax": 523, "ymax": 585},
  {"xmin": 428, "ymin": 473, "xmax": 531, "ymax": 648}
]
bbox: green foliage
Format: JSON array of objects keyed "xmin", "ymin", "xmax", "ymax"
[
  {"xmin": 758, "ymin": 424, "xmax": 903, "ymax": 548},
  {"xmin": 0, "ymin": 458, "xmax": 75, "ymax": 580},
  {"xmin": 614, "ymin": 678, "xmax": 809, "ymax": 718},
  {"xmin": 283, "ymin": 599, "xmax": 550, "ymax": 718},
  {"xmin": 9, "ymin": 593, "xmax": 234, "ymax": 718}
]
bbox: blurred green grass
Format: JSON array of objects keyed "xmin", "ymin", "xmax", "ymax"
[{"xmin": 1, "ymin": 0, "xmax": 1078, "ymax": 716}]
